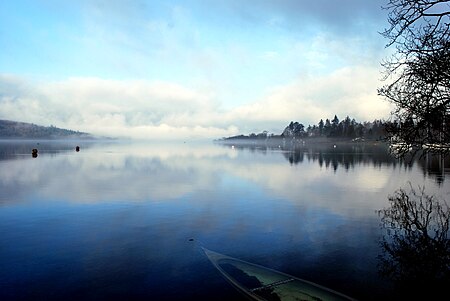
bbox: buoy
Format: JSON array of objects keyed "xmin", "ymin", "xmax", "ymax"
[
  {"xmin": 75, "ymin": 146, "xmax": 80, "ymax": 152},
  {"xmin": 32, "ymin": 148, "xmax": 38, "ymax": 158}
]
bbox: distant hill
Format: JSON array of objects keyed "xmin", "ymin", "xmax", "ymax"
[{"xmin": 0, "ymin": 120, "xmax": 94, "ymax": 139}]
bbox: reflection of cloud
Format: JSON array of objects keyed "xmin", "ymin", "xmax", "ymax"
[
  {"xmin": 211, "ymin": 149, "xmax": 447, "ymax": 217},
  {"xmin": 1, "ymin": 143, "xmax": 447, "ymax": 219},
  {"xmin": 0, "ymin": 142, "xmax": 236, "ymax": 203},
  {"xmin": 218, "ymin": 160, "xmax": 393, "ymax": 216}
]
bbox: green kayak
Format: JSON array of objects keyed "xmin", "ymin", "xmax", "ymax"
[{"xmin": 203, "ymin": 248, "xmax": 357, "ymax": 301}]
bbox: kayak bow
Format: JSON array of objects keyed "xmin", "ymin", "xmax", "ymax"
[{"xmin": 203, "ymin": 248, "xmax": 356, "ymax": 301}]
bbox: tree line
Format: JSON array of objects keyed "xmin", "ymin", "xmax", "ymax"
[
  {"xmin": 226, "ymin": 0, "xmax": 450, "ymax": 157},
  {"xmin": 281, "ymin": 115, "xmax": 387, "ymax": 139},
  {"xmin": 223, "ymin": 115, "xmax": 389, "ymax": 141}
]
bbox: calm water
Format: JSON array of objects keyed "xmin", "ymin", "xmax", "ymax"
[{"xmin": 0, "ymin": 140, "xmax": 449, "ymax": 301}]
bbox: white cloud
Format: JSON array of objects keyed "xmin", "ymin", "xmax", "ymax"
[
  {"xmin": 223, "ymin": 65, "xmax": 392, "ymax": 131},
  {"xmin": 0, "ymin": 75, "xmax": 230, "ymax": 139},
  {"xmin": 0, "ymin": 67, "xmax": 392, "ymax": 139}
]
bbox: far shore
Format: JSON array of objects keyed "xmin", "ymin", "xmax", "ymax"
[{"xmin": 215, "ymin": 136, "xmax": 387, "ymax": 148}]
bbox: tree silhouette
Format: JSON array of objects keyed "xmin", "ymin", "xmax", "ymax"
[{"xmin": 379, "ymin": 0, "xmax": 450, "ymax": 157}]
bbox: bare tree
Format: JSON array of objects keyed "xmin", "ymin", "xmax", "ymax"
[{"xmin": 379, "ymin": 0, "xmax": 450, "ymax": 157}]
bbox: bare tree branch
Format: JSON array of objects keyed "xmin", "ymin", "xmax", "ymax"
[{"xmin": 380, "ymin": 0, "xmax": 450, "ymax": 157}]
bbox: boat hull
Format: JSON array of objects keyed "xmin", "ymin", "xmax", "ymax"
[{"xmin": 203, "ymin": 248, "xmax": 356, "ymax": 301}]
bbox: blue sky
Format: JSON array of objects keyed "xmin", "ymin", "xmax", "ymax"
[{"xmin": 0, "ymin": 0, "xmax": 392, "ymax": 139}]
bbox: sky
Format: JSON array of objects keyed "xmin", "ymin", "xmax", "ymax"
[{"xmin": 0, "ymin": 0, "xmax": 394, "ymax": 140}]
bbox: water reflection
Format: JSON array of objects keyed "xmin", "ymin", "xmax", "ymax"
[
  {"xmin": 417, "ymin": 153, "xmax": 449, "ymax": 185},
  {"xmin": 217, "ymin": 141, "xmax": 450, "ymax": 183},
  {"xmin": 0, "ymin": 140, "xmax": 449, "ymax": 301},
  {"xmin": 0, "ymin": 141, "xmax": 238, "ymax": 204},
  {"xmin": 0, "ymin": 140, "xmax": 93, "ymax": 160},
  {"xmin": 0, "ymin": 141, "xmax": 447, "ymax": 214},
  {"xmin": 377, "ymin": 185, "xmax": 450, "ymax": 300},
  {"xmin": 281, "ymin": 144, "xmax": 398, "ymax": 171}
]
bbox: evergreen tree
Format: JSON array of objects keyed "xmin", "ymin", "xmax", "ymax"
[{"xmin": 318, "ymin": 119, "xmax": 324, "ymax": 136}]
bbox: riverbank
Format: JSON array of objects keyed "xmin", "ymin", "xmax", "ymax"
[{"xmin": 215, "ymin": 136, "xmax": 386, "ymax": 149}]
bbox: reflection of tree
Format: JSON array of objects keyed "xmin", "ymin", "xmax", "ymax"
[
  {"xmin": 284, "ymin": 150, "xmax": 304, "ymax": 165},
  {"xmin": 416, "ymin": 153, "xmax": 450, "ymax": 185},
  {"xmin": 377, "ymin": 185, "xmax": 450, "ymax": 299},
  {"xmin": 218, "ymin": 141, "xmax": 449, "ymax": 181}
]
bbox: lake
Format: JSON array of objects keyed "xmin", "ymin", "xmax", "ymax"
[{"xmin": 0, "ymin": 140, "xmax": 449, "ymax": 301}]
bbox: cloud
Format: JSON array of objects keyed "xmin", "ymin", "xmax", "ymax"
[
  {"xmin": 0, "ymin": 67, "xmax": 392, "ymax": 139},
  {"xmin": 192, "ymin": 0, "xmax": 387, "ymax": 34},
  {"xmin": 74, "ymin": 0, "xmax": 387, "ymax": 35},
  {"xmin": 0, "ymin": 74, "xmax": 229, "ymax": 139},
  {"xmin": 224, "ymin": 65, "xmax": 393, "ymax": 132},
  {"xmin": 33, "ymin": 0, "xmax": 386, "ymax": 81}
]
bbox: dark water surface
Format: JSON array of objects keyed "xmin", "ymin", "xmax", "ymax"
[{"xmin": 0, "ymin": 140, "xmax": 449, "ymax": 301}]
